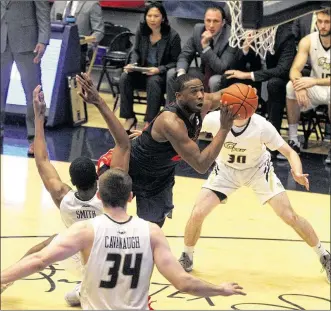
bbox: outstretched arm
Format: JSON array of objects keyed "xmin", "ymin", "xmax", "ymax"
[
  {"xmin": 76, "ymin": 73, "xmax": 131, "ymax": 172},
  {"xmin": 33, "ymin": 86, "xmax": 72, "ymax": 208},
  {"xmin": 278, "ymin": 143, "xmax": 309, "ymax": 191},
  {"xmin": 162, "ymin": 106, "xmax": 235, "ymax": 174},
  {"xmin": 150, "ymin": 223, "xmax": 246, "ymax": 297},
  {"xmin": 1, "ymin": 221, "xmax": 92, "ymax": 285}
]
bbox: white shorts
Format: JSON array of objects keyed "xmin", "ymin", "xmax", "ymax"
[
  {"xmin": 286, "ymin": 80, "xmax": 330, "ymax": 112},
  {"xmin": 203, "ymin": 158, "xmax": 285, "ymax": 205}
]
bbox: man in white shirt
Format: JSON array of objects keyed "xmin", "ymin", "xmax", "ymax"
[
  {"xmin": 284, "ymin": 9, "xmax": 330, "ymax": 164},
  {"xmin": 179, "ymin": 111, "xmax": 330, "ymax": 284},
  {"xmin": 1, "ymin": 166, "xmax": 246, "ymax": 310},
  {"xmin": 0, "ymin": 73, "xmax": 130, "ymax": 305}
]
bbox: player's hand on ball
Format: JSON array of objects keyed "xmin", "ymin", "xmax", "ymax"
[
  {"xmin": 33, "ymin": 85, "xmax": 46, "ymax": 118},
  {"xmin": 291, "ymin": 169, "xmax": 309, "ymax": 191},
  {"xmin": 219, "ymin": 103, "xmax": 238, "ymax": 131},
  {"xmin": 76, "ymin": 72, "xmax": 101, "ymax": 105},
  {"xmin": 220, "ymin": 282, "xmax": 246, "ymax": 296}
]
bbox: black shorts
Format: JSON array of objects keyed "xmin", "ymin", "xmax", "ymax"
[{"xmin": 135, "ymin": 184, "xmax": 174, "ymax": 223}]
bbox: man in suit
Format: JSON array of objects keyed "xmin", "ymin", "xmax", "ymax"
[
  {"xmin": 51, "ymin": 1, "xmax": 104, "ymax": 72},
  {"xmin": 224, "ymin": 23, "xmax": 296, "ymax": 136},
  {"xmin": 1, "ymin": 0, "xmax": 51, "ymax": 155},
  {"xmin": 166, "ymin": 6, "xmax": 237, "ymax": 104}
]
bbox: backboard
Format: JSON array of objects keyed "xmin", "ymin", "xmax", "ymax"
[{"xmin": 242, "ymin": 1, "xmax": 330, "ymax": 29}]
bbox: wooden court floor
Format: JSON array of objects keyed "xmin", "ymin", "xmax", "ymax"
[{"xmin": 1, "ymin": 155, "xmax": 330, "ymax": 310}]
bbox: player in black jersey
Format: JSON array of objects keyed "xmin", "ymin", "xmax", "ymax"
[{"xmin": 92, "ymin": 74, "xmax": 239, "ymax": 227}]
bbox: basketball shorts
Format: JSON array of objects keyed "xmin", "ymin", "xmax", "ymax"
[
  {"xmin": 286, "ymin": 80, "xmax": 331, "ymax": 111},
  {"xmin": 203, "ymin": 158, "xmax": 285, "ymax": 205},
  {"xmin": 135, "ymin": 183, "xmax": 174, "ymax": 223},
  {"xmin": 97, "ymin": 148, "xmax": 174, "ymax": 223}
]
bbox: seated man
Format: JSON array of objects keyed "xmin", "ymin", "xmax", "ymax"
[
  {"xmin": 224, "ymin": 22, "xmax": 296, "ymax": 135},
  {"xmin": 51, "ymin": 1, "xmax": 104, "ymax": 72},
  {"xmin": 283, "ymin": 9, "xmax": 330, "ymax": 164},
  {"xmin": 166, "ymin": 5, "xmax": 237, "ymax": 103}
]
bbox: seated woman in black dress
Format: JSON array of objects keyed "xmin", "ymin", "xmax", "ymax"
[{"xmin": 119, "ymin": 2, "xmax": 181, "ymax": 133}]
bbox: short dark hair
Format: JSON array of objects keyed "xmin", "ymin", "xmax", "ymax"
[
  {"xmin": 317, "ymin": 8, "xmax": 330, "ymax": 16},
  {"xmin": 140, "ymin": 1, "xmax": 170, "ymax": 35},
  {"xmin": 174, "ymin": 74, "xmax": 202, "ymax": 93},
  {"xmin": 69, "ymin": 157, "xmax": 98, "ymax": 190},
  {"xmin": 99, "ymin": 169, "xmax": 132, "ymax": 208},
  {"xmin": 204, "ymin": 5, "xmax": 226, "ymax": 20}
]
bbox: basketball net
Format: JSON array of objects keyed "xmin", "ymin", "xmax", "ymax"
[{"xmin": 226, "ymin": 1, "xmax": 278, "ymax": 59}]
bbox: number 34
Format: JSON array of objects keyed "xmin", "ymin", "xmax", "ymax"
[{"xmin": 100, "ymin": 253, "xmax": 143, "ymax": 289}]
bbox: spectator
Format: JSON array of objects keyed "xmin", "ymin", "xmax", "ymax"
[
  {"xmin": 1, "ymin": 1, "xmax": 51, "ymax": 156},
  {"xmin": 224, "ymin": 23, "xmax": 296, "ymax": 135},
  {"xmin": 282, "ymin": 9, "xmax": 330, "ymax": 163},
  {"xmin": 166, "ymin": 6, "xmax": 237, "ymax": 103},
  {"xmin": 51, "ymin": 1, "xmax": 104, "ymax": 72},
  {"xmin": 120, "ymin": 1, "xmax": 181, "ymax": 132}
]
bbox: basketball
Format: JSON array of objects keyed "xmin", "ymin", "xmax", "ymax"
[{"xmin": 221, "ymin": 83, "xmax": 258, "ymax": 120}]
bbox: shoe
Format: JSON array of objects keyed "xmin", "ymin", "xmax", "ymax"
[
  {"xmin": 277, "ymin": 140, "xmax": 300, "ymax": 160},
  {"xmin": 124, "ymin": 117, "xmax": 137, "ymax": 135},
  {"xmin": 320, "ymin": 251, "xmax": 330, "ymax": 284},
  {"xmin": 27, "ymin": 142, "xmax": 34, "ymax": 157},
  {"xmin": 1, "ymin": 282, "xmax": 14, "ymax": 294},
  {"xmin": 205, "ymin": 132, "xmax": 213, "ymax": 139},
  {"xmin": 179, "ymin": 252, "xmax": 193, "ymax": 272},
  {"xmin": 325, "ymin": 150, "xmax": 331, "ymax": 165},
  {"xmin": 64, "ymin": 283, "xmax": 81, "ymax": 306}
]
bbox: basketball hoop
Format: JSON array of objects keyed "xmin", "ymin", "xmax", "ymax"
[{"xmin": 226, "ymin": 1, "xmax": 278, "ymax": 59}]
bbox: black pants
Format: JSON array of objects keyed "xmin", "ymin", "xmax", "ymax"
[
  {"xmin": 266, "ymin": 77, "xmax": 287, "ymax": 133},
  {"xmin": 119, "ymin": 71, "xmax": 166, "ymax": 122},
  {"xmin": 135, "ymin": 184, "xmax": 174, "ymax": 228},
  {"xmin": 80, "ymin": 44, "xmax": 88, "ymax": 73}
]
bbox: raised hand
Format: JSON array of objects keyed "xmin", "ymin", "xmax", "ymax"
[
  {"xmin": 291, "ymin": 169, "xmax": 309, "ymax": 191},
  {"xmin": 76, "ymin": 72, "xmax": 102, "ymax": 106},
  {"xmin": 220, "ymin": 282, "xmax": 246, "ymax": 296},
  {"xmin": 219, "ymin": 104, "xmax": 238, "ymax": 132},
  {"xmin": 32, "ymin": 85, "xmax": 46, "ymax": 118}
]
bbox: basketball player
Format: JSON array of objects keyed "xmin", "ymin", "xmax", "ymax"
[
  {"xmin": 0, "ymin": 73, "xmax": 131, "ymax": 304},
  {"xmin": 282, "ymin": 9, "xmax": 330, "ymax": 163},
  {"xmin": 95, "ymin": 74, "xmax": 240, "ymax": 228},
  {"xmin": 1, "ymin": 169, "xmax": 246, "ymax": 310},
  {"xmin": 179, "ymin": 111, "xmax": 331, "ymax": 283}
]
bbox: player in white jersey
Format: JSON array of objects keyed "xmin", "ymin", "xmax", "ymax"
[
  {"xmin": 0, "ymin": 73, "xmax": 131, "ymax": 302},
  {"xmin": 1, "ymin": 168, "xmax": 246, "ymax": 310},
  {"xmin": 179, "ymin": 111, "xmax": 331, "ymax": 283},
  {"xmin": 283, "ymin": 9, "xmax": 330, "ymax": 163}
]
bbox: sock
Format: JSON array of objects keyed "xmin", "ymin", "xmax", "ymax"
[
  {"xmin": 288, "ymin": 124, "xmax": 299, "ymax": 144},
  {"xmin": 184, "ymin": 245, "xmax": 194, "ymax": 261},
  {"xmin": 313, "ymin": 241, "xmax": 329, "ymax": 258}
]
